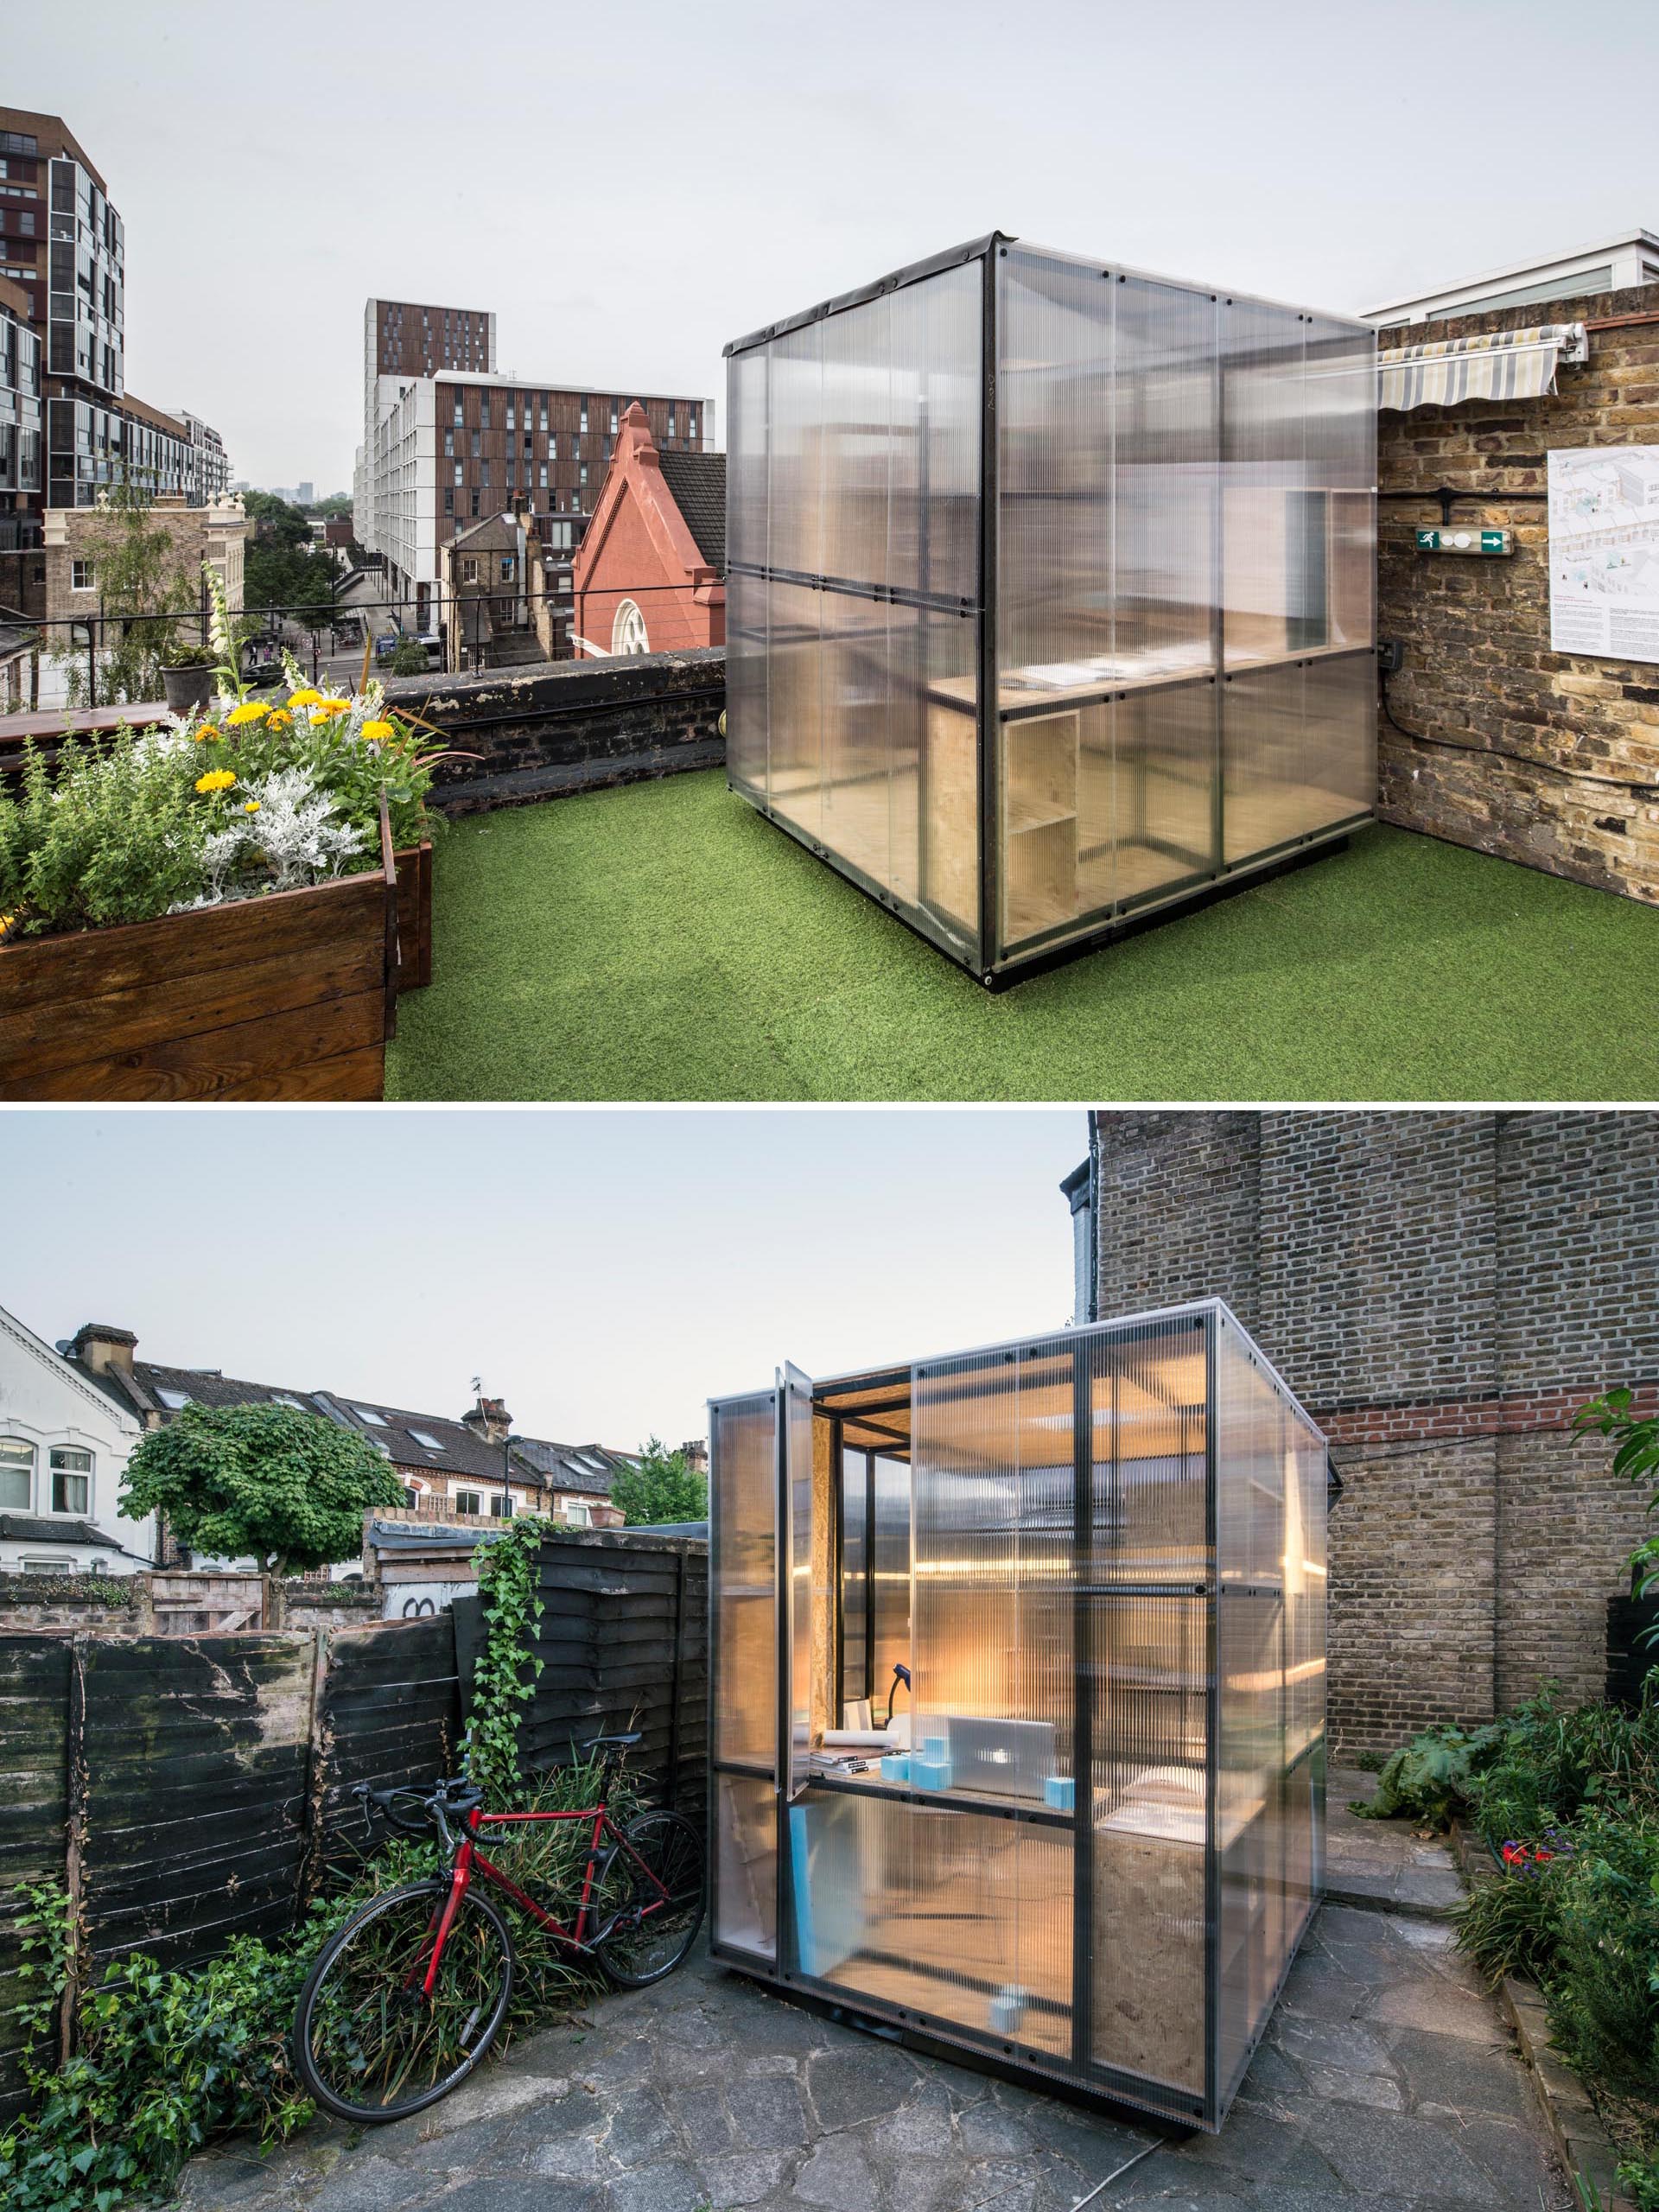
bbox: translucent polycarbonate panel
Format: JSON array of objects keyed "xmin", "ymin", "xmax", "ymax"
[
  {"xmin": 871, "ymin": 1453, "xmax": 912, "ymax": 1723},
  {"xmin": 1221, "ymin": 659, "xmax": 1303, "ymax": 864},
  {"xmin": 727, "ymin": 342, "xmax": 768, "ymax": 575},
  {"xmin": 841, "ymin": 1448, "xmax": 868, "ymax": 1710},
  {"xmin": 710, "ymin": 1391, "xmax": 777, "ymax": 1769},
  {"xmin": 768, "ymin": 322, "xmax": 823, "ymax": 579},
  {"xmin": 902, "ymin": 606, "xmax": 979, "ymax": 947},
  {"xmin": 725, "ymin": 568, "xmax": 768, "ymax": 803},
  {"xmin": 818, "ymin": 585, "xmax": 892, "ymax": 893},
  {"xmin": 889, "ymin": 262, "xmax": 982, "ymax": 603},
  {"xmin": 1090, "ymin": 1593, "xmax": 1209, "ymax": 2092},
  {"xmin": 766, "ymin": 581, "xmax": 823, "ymax": 842},
  {"xmin": 1084, "ymin": 1312, "xmax": 1211, "ymax": 1581},
  {"xmin": 1099, "ymin": 682, "xmax": 1217, "ymax": 911},
  {"xmin": 1113, "ymin": 276, "xmax": 1218, "ymax": 679},
  {"xmin": 715, "ymin": 1771, "xmax": 777, "ymax": 1961},
  {"xmin": 1304, "ymin": 315, "xmax": 1376, "ymax": 652},
  {"xmin": 794, "ymin": 1791, "xmax": 1073, "ymax": 2059},
  {"xmin": 910, "ymin": 1338, "xmax": 1075, "ymax": 1778},
  {"xmin": 1302, "ymin": 650, "xmax": 1376, "ymax": 831},
  {"xmin": 1222, "ymin": 299, "xmax": 1313, "ymax": 668},
  {"xmin": 784, "ymin": 1365, "xmax": 814, "ymax": 1798},
  {"xmin": 996, "ymin": 247, "xmax": 1114, "ymax": 681},
  {"xmin": 1213, "ymin": 1311, "xmax": 1326, "ymax": 2102},
  {"xmin": 820, "ymin": 295, "xmax": 890, "ymax": 590}
]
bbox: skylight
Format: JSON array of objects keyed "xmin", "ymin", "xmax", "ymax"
[
  {"xmin": 409, "ymin": 1430, "xmax": 446, "ymax": 1451},
  {"xmin": 353, "ymin": 1407, "xmax": 388, "ymax": 1427},
  {"xmin": 156, "ymin": 1389, "xmax": 194, "ymax": 1409},
  {"xmin": 272, "ymin": 1393, "xmax": 306, "ymax": 1410}
]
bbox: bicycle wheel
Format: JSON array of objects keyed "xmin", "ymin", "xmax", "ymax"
[
  {"xmin": 293, "ymin": 1878, "xmax": 514, "ymax": 2122},
  {"xmin": 592, "ymin": 1809, "xmax": 706, "ymax": 1987}
]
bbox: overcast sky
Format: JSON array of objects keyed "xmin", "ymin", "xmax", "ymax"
[
  {"xmin": 13, "ymin": 0, "xmax": 1659, "ymax": 491},
  {"xmin": 3, "ymin": 1109, "xmax": 1086, "ymax": 1450}
]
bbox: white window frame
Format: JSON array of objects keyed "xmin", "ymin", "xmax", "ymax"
[
  {"xmin": 0, "ymin": 1436, "xmax": 34, "ymax": 1511},
  {"xmin": 461, "ymin": 556, "xmax": 479, "ymax": 584},
  {"xmin": 48, "ymin": 1446, "xmax": 92, "ymax": 1516},
  {"xmin": 564, "ymin": 1499, "xmax": 593, "ymax": 1528},
  {"xmin": 70, "ymin": 556, "xmax": 95, "ymax": 592},
  {"xmin": 612, "ymin": 599, "xmax": 649, "ymax": 655},
  {"xmin": 453, "ymin": 1489, "xmax": 482, "ymax": 1516}
]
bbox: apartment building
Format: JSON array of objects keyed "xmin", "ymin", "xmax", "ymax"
[
  {"xmin": 0, "ymin": 107, "xmax": 232, "ymax": 605},
  {"xmin": 355, "ymin": 294, "xmax": 711, "ymax": 637},
  {"xmin": 0, "ymin": 273, "xmax": 42, "ymax": 562}
]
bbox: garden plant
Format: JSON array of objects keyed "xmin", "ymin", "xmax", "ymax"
[
  {"xmin": 1355, "ymin": 1388, "xmax": 1659, "ymax": 2207},
  {"xmin": 0, "ymin": 569, "xmax": 453, "ymax": 944}
]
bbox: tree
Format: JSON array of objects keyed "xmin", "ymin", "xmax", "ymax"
[
  {"xmin": 121, "ymin": 1402, "xmax": 405, "ymax": 1574},
  {"xmin": 608, "ymin": 1437, "xmax": 708, "ymax": 1528},
  {"xmin": 59, "ymin": 477, "xmax": 198, "ymax": 706}
]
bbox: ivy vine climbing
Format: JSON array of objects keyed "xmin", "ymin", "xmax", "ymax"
[{"xmin": 463, "ymin": 1514, "xmax": 550, "ymax": 1802}]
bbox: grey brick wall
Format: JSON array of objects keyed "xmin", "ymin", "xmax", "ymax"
[{"xmin": 1092, "ymin": 1109, "xmax": 1659, "ymax": 1753}]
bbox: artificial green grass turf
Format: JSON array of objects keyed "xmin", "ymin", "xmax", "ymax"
[{"xmin": 385, "ymin": 770, "xmax": 1659, "ymax": 1103}]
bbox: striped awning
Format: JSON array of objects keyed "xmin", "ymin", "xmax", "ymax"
[{"xmin": 1377, "ymin": 323, "xmax": 1588, "ymax": 410}]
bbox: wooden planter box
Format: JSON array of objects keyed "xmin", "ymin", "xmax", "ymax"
[{"xmin": 0, "ymin": 814, "xmax": 433, "ymax": 1102}]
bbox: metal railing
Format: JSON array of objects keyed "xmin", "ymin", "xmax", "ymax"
[{"xmin": 0, "ymin": 571, "xmax": 728, "ymax": 706}]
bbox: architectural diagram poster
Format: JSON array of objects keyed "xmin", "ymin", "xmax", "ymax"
[{"xmin": 1548, "ymin": 444, "xmax": 1659, "ymax": 663}]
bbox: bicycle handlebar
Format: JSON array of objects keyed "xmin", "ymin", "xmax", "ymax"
[{"xmin": 353, "ymin": 1777, "xmax": 483, "ymax": 1842}]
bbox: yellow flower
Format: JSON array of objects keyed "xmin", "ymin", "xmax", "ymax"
[
  {"xmin": 288, "ymin": 688, "xmax": 322, "ymax": 709},
  {"xmin": 227, "ymin": 701, "xmax": 269, "ymax": 726},
  {"xmin": 315, "ymin": 697, "xmax": 351, "ymax": 716},
  {"xmin": 194, "ymin": 768, "xmax": 237, "ymax": 795},
  {"xmin": 267, "ymin": 708, "xmax": 292, "ymax": 730},
  {"xmin": 193, "ymin": 724, "xmax": 219, "ymax": 743},
  {"xmin": 0, "ymin": 913, "xmax": 15, "ymax": 938},
  {"xmin": 361, "ymin": 719, "xmax": 395, "ymax": 741},
  {"xmin": 243, "ymin": 799, "xmax": 261, "ymax": 814}
]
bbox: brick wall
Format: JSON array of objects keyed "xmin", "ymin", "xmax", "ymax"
[
  {"xmin": 1091, "ymin": 1109, "xmax": 1659, "ymax": 1753},
  {"xmin": 382, "ymin": 645, "xmax": 725, "ymax": 816},
  {"xmin": 1377, "ymin": 280, "xmax": 1659, "ymax": 903}
]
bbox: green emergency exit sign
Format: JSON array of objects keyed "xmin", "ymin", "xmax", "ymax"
[{"xmin": 1415, "ymin": 527, "xmax": 1514, "ymax": 556}]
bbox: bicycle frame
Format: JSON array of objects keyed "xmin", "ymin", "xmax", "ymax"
[{"xmin": 415, "ymin": 1802, "xmax": 671, "ymax": 1999}]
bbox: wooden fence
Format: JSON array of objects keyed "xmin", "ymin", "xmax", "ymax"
[
  {"xmin": 452, "ymin": 1529, "xmax": 709, "ymax": 1820},
  {"xmin": 0, "ymin": 1616, "xmax": 460, "ymax": 2124},
  {"xmin": 0, "ymin": 1531, "xmax": 708, "ymax": 2125}
]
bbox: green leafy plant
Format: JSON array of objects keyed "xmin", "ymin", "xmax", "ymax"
[
  {"xmin": 0, "ymin": 729, "xmax": 207, "ymax": 936},
  {"xmin": 120, "ymin": 1402, "xmax": 405, "ymax": 1574},
  {"xmin": 1351, "ymin": 1719, "xmax": 1506, "ymax": 1827},
  {"xmin": 610, "ymin": 1438, "xmax": 707, "ymax": 1529},
  {"xmin": 463, "ymin": 1514, "xmax": 551, "ymax": 1801},
  {"xmin": 1579, "ymin": 1389, "xmax": 1659, "ymax": 1629},
  {"xmin": 386, "ymin": 639, "xmax": 429, "ymax": 677}
]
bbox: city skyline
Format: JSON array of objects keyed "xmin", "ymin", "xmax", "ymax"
[{"xmin": 10, "ymin": 0, "xmax": 1659, "ymax": 490}]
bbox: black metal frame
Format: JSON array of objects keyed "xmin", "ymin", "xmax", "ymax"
[
  {"xmin": 722, "ymin": 234, "xmax": 1378, "ymax": 989},
  {"xmin": 709, "ymin": 1304, "xmax": 1328, "ymax": 2134}
]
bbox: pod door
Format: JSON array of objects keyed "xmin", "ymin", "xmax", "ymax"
[{"xmin": 709, "ymin": 1387, "xmax": 782, "ymax": 1964}]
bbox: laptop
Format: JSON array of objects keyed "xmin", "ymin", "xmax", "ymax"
[{"xmin": 938, "ymin": 1716, "xmax": 1056, "ymax": 1802}]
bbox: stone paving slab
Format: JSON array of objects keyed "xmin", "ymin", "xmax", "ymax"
[{"xmin": 175, "ymin": 1772, "xmax": 1568, "ymax": 2212}]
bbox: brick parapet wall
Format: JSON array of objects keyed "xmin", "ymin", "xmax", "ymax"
[
  {"xmin": 382, "ymin": 645, "xmax": 725, "ymax": 817},
  {"xmin": 1092, "ymin": 1109, "xmax": 1659, "ymax": 1752},
  {"xmin": 1377, "ymin": 279, "xmax": 1659, "ymax": 903}
]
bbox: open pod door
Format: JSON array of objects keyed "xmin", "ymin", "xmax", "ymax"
[{"xmin": 708, "ymin": 1386, "xmax": 782, "ymax": 1964}]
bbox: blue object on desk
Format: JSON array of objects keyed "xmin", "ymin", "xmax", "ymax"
[
  {"xmin": 880, "ymin": 1753, "xmax": 911, "ymax": 1784},
  {"xmin": 912, "ymin": 1756, "xmax": 953, "ymax": 1792},
  {"xmin": 1044, "ymin": 1775, "xmax": 1075, "ymax": 1813}
]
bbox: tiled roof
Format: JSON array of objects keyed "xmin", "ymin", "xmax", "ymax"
[
  {"xmin": 657, "ymin": 449, "xmax": 726, "ymax": 572},
  {"xmin": 0, "ymin": 1512, "xmax": 118, "ymax": 1549},
  {"xmin": 72, "ymin": 1351, "xmax": 628, "ymax": 1501}
]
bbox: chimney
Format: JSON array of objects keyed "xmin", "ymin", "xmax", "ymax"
[
  {"xmin": 70, "ymin": 1323, "xmax": 138, "ymax": 1376},
  {"xmin": 462, "ymin": 1394, "xmax": 512, "ymax": 1442},
  {"xmin": 682, "ymin": 1438, "xmax": 709, "ymax": 1474}
]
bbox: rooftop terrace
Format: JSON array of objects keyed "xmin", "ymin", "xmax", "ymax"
[{"xmin": 385, "ymin": 772, "xmax": 1659, "ymax": 1102}]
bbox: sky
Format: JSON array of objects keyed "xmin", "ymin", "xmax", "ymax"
[
  {"xmin": 12, "ymin": 0, "xmax": 1659, "ymax": 491},
  {"xmin": 2, "ymin": 1108, "xmax": 1087, "ymax": 1451}
]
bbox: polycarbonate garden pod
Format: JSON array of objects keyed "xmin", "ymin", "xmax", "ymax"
[
  {"xmin": 707, "ymin": 1299, "xmax": 1327, "ymax": 2131},
  {"xmin": 724, "ymin": 235, "xmax": 1376, "ymax": 985}
]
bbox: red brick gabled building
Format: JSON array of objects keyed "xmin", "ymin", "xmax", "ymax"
[{"xmin": 571, "ymin": 403, "xmax": 724, "ymax": 658}]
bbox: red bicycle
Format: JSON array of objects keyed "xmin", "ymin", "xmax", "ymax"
[{"xmin": 291, "ymin": 1732, "xmax": 705, "ymax": 2121}]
